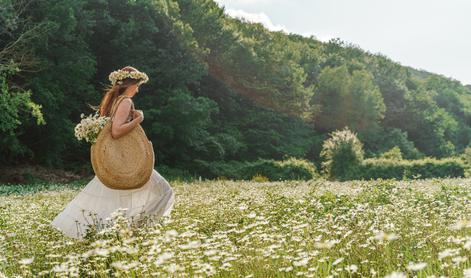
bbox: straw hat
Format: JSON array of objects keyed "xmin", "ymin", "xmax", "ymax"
[{"xmin": 91, "ymin": 96, "xmax": 154, "ymax": 190}]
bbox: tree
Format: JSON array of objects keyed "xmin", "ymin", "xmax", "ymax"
[{"xmin": 312, "ymin": 65, "xmax": 385, "ymax": 133}]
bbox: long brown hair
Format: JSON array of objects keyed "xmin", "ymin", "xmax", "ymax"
[{"xmin": 96, "ymin": 66, "xmax": 142, "ymax": 117}]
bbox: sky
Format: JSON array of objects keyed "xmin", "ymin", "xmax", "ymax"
[{"xmin": 214, "ymin": 0, "xmax": 471, "ymax": 85}]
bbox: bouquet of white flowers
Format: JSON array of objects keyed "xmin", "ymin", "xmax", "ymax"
[{"xmin": 74, "ymin": 112, "xmax": 110, "ymax": 144}]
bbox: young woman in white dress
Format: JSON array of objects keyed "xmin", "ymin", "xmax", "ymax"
[{"xmin": 51, "ymin": 66, "xmax": 175, "ymax": 240}]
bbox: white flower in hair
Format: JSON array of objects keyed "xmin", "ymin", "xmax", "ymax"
[{"xmin": 108, "ymin": 68, "xmax": 149, "ymax": 86}]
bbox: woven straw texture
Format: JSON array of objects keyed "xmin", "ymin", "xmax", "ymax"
[{"xmin": 91, "ymin": 95, "xmax": 154, "ymax": 190}]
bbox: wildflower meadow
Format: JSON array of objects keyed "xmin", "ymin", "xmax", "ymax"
[{"xmin": 0, "ymin": 177, "xmax": 470, "ymax": 277}]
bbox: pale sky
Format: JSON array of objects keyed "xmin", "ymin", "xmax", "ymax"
[{"xmin": 214, "ymin": 0, "xmax": 471, "ymax": 85}]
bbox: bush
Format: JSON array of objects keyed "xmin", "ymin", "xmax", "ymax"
[
  {"xmin": 320, "ymin": 127, "xmax": 364, "ymax": 181},
  {"xmin": 155, "ymin": 164, "xmax": 198, "ymax": 182},
  {"xmin": 461, "ymin": 146, "xmax": 471, "ymax": 164},
  {"xmin": 320, "ymin": 129, "xmax": 467, "ymax": 181},
  {"xmin": 357, "ymin": 157, "xmax": 466, "ymax": 180},
  {"xmin": 460, "ymin": 146, "xmax": 471, "ymax": 177},
  {"xmin": 193, "ymin": 157, "xmax": 318, "ymax": 181},
  {"xmin": 251, "ymin": 174, "xmax": 269, "ymax": 182},
  {"xmin": 378, "ymin": 146, "xmax": 403, "ymax": 160}
]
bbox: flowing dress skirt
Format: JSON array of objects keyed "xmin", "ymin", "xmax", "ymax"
[{"xmin": 51, "ymin": 169, "xmax": 175, "ymax": 240}]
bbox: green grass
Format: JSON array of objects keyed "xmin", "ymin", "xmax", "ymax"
[
  {"xmin": 0, "ymin": 180, "xmax": 88, "ymax": 196},
  {"xmin": 0, "ymin": 177, "xmax": 470, "ymax": 277}
]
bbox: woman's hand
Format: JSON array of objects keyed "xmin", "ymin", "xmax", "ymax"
[{"xmin": 133, "ymin": 109, "xmax": 144, "ymax": 123}]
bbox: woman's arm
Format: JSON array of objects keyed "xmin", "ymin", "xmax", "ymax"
[{"xmin": 111, "ymin": 99, "xmax": 143, "ymax": 139}]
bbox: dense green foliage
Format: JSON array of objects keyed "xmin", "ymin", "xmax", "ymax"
[
  {"xmin": 0, "ymin": 70, "xmax": 45, "ymax": 161},
  {"xmin": 2, "ymin": 0, "xmax": 471, "ymax": 179},
  {"xmin": 320, "ymin": 127, "xmax": 364, "ymax": 181},
  {"xmin": 323, "ymin": 154, "xmax": 467, "ymax": 181},
  {"xmin": 320, "ymin": 133, "xmax": 467, "ymax": 181},
  {"xmin": 193, "ymin": 157, "xmax": 318, "ymax": 181},
  {"xmin": 358, "ymin": 157, "xmax": 466, "ymax": 180}
]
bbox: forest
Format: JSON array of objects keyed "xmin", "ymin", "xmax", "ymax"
[{"xmin": 2, "ymin": 0, "xmax": 471, "ymax": 179}]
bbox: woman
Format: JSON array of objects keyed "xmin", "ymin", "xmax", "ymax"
[{"xmin": 51, "ymin": 66, "xmax": 175, "ymax": 240}]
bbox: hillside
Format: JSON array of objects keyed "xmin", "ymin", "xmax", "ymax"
[{"xmin": 1, "ymin": 0, "xmax": 471, "ymax": 175}]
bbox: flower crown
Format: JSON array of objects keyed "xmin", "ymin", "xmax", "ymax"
[{"xmin": 108, "ymin": 69, "xmax": 149, "ymax": 86}]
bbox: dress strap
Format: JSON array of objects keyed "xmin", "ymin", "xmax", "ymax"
[{"xmin": 110, "ymin": 95, "xmax": 133, "ymax": 121}]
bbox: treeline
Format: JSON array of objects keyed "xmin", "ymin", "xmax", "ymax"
[{"xmin": 2, "ymin": 0, "xmax": 471, "ymax": 177}]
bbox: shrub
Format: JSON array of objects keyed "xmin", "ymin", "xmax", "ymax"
[
  {"xmin": 378, "ymin": 146, "xmax": 403, "ymax": 160},
  {"xmin": 155, "ymin": 164, "xmax": 197, "ymax": 181},
  {"xmin": 461, "ymin": 146, "xmax": 471, "ymax": 164},
  {"xmin": 460, "ymin": 146, "xmax": 471, "ymax": 177},
  {"xmin": 251, "ymin": 174, "xmax": 269, "ymax": 182},
  {"xmin": 194, "ymin": 157, "xmax": 318, "ymax": 181},
  {"xmin": 320, "ymin": 127, "xmax": 364, "ymax": 181},
  {"xmin": 358, "ymin": 156, "xmax": 466, "ymax": 180}
]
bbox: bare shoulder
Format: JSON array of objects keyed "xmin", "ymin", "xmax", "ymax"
[
  {"xmin": 118, "ymin": 97, "xmax": 132, "ymax": 108},
  {"xmin": 114, "ymin": 98, "xmax": 132, "ymax": 115},
  {"xmin": 122, "ymin": 97, "xmax": 135, "ymax": 109}
]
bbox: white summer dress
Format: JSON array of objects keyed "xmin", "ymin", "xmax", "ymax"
[{"xmin": 51, "ymin": 97, "xmax": 175, "ymax": 240}]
